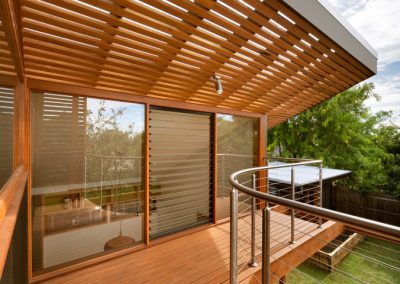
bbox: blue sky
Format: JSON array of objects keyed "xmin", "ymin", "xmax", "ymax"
[
  {"xmin": 327, "ymin": 0, "xmax": 400, "ymax": 125},
  {"xmin": 87, "ymin": 98, "xmax": 145, "ymax": 133}
]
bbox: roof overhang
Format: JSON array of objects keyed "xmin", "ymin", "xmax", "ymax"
[
  {"xmin": 283, "ymin": 0, "xmax": 377, "ymax": 74},
  {"xmin": 0, "ymin": 0, "xmax": 377, "ymax": 127}
]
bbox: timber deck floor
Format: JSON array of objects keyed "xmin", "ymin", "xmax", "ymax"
[{"xmin": 39, "ymin": 211, "xmax": 327, "ymax": 284}]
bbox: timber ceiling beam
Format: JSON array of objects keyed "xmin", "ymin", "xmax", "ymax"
[
  {"xmin": 16, "ymin": 0, "xmax": 377, "ymax": 126},
  {"xmin": 0, "ymin": 0, "xmax": 24, "ymax": 82}
]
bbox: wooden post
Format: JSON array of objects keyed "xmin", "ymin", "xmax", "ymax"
[
  {"xmin": 14, "ymin": 80, "xmax": 24, "ymax": 169},
  {"xmin": 13, "ymin": 78, "xmax": 32, "ymax": 279}
]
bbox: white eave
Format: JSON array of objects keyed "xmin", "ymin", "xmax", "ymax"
[{"xmin": 283, "ymin": 0, "xmax": 378, "ymax": 74}]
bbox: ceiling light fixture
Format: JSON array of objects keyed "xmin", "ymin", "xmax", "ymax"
[{"xmin": 212, "ymin": 74, "xmax": 223, "ymax": 95}]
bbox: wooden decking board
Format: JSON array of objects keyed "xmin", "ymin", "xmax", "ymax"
[
  {"xmin": 39, "ymin": 211, "xmax": 332, "ymax": 284},
  {"xmin": 170, "ymin": 213, "xmax": 316, "ymax": 284},
  {"xmin": 204, "ymin": 221, "xmax": 312, "ymax": 284},
  {"xmin": 239, "ymin": 221, "xmax": 345, "ymax": 284}
]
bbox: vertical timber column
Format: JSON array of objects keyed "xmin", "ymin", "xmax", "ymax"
[
  {"xmin": 144, "ymin": 104, "xmax": 150, "ymax": 245},
  {"xmin": 15, "ymin": 79, "xmax": 31, "ymax": 279},
  {"xmin": 212, "ymin": 113, "xmax": 217, "ymax": 223},
  {"xmin": 257, "ymin": 115, "xmax": 267, "ymax": 208},
  {"xmin": 14, "ymin": 79, "xmax": 29, "ymax": 169}
]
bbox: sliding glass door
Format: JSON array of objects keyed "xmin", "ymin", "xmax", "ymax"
[
  {"xmin": 149, "ymin": 107, "xmax": 213, "ymax": 239},
  {"xmin": 31, "ymin": 92, "xmax": 145, "ymax": 274},
  {"xmin": 30, "ymin": 91, "xmax": 255, "ymax": 273}
]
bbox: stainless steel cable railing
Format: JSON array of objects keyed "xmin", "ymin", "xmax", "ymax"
[{"xmin": 229, "ymin": 160, "xmax": 400, "ymax": 284}]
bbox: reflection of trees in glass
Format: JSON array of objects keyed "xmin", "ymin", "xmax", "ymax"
[
  {"xmin": 217, "ymin": 114, "xmax": 257, "ymax": 155},
  {"xmin": 85, "ymin": 100, "xmax": 144, "ymax": 185},
  {"xmin": 217, "ymin": 115, "xmax": 257, "ymax": 197}
]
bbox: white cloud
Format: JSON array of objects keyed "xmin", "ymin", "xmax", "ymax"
[
  {"xmin": 328, "ymin": 0, "xmax": 400, "ymax": 125},
  {"xmin": 329, "ymin": 0, "xmax": 400, "ymax": 68},
  {"xmin": 366, "ymin": 74, "xmax": 400, "ymax": 125},
  {"xmin": 328, "ymin": 0, "xmax": 369, "ymax": 18}
]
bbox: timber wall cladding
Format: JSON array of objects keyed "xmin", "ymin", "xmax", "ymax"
[
  {"xmin": 0, "ymin": 86, "xmax": 14, "ymax": 188},
  {"xmin": 19, "ymin": 0, "xmax": 373, "ymax": 127}
]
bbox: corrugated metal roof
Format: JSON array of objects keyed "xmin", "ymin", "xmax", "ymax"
[{"xmin": 268, "ymin": 161, "xmax": 351, "ymax": 186}]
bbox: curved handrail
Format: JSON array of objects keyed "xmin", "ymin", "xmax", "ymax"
[{"xmin": 229, "ymin": 163, "xmax": 400, "ymax": 243}]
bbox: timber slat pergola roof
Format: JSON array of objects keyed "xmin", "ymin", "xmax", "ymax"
[
  {"xmin": 0, "ymin": 19, "xmax": 15, "ymax": 76},
  {"xmin": 0, "ymin": 0, "xmax": 376, "ymax": 127}
]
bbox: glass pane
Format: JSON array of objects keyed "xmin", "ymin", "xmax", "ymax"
[
  {"xmin": 31, "ymin": 93, "xmax": 145, "ymax": 274},
  {"xmin": 0, "ymin": 86, "xmax": 14, "ymax": 189},
  {"xmin": 149, "ymin": 108, "xmax": 212, "ymax": 239},
  {"xmin": 216, "ymin": 114, "xmax": 258, "ymax": 220}
]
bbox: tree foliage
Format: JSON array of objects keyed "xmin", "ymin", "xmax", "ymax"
[
  {"xmin": 86, "ymin": 100, "xmax": 144, "ymax": 183},
  {"xmin": 217, "ymin": 114, "xmax": 257, "ymax": 155},
  {"xmin": 268, "ymin": 83, "xmax": 400, "ymax": 196},
  {"xmin": 86, "ymin": 100, "xmax": 143, "ymax": 158}
]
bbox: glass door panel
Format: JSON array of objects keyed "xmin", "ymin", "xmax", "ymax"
[
  {"xmin": 31, "ymin": 93, "xmax": 145, "ymax": 274},
  {"xmin": 216, "ymin": 114, "xmax": 257, "ymax": 220}
]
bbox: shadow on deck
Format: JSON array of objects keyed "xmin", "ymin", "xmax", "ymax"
[{"xmin": 40, "ymin": 211, "xmax": 344, "ymax": 284}]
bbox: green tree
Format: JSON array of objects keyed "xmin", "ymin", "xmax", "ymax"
[
  {"xmin": 86, "ymin": 100, "xmax": 144, "ymax": 183},
  {"xmin": 268, "ymin": 83, "xmax": 398, "ymax": 195},
  {"xmin": 375, "ymin": 125, "xmax": 400, "ymax": 196}
]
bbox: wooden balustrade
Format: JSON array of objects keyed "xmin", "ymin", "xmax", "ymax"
[{"xmin": 0, "ymin": 165, "xmax": 28, "ymax": 279}]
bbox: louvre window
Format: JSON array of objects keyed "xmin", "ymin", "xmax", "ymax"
[{"xmin": 149, "ymin": 108, "xmax": 213, "ymax": 238}]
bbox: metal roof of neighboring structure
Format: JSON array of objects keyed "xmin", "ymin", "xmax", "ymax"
[{"xmin": 268, "ymin": 161, "xmax": 351, "ymax": 186}]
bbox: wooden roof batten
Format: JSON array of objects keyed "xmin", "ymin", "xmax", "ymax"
[
  {"xmin": 1, "ymin": 0, "xmax": 376, "ymax": 127},
  {"xmin": 0, "ymin": 0, "xmax": 23, "ymax": 81}
]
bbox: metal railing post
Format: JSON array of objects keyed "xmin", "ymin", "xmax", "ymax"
[
  {"xmin": 318, "ymin": 163, "xmax": 323, "ymax": 227},
  {"xmin": 222, "ymin": 155, "xmax": 226, "ymax": 197},
  {"xmin": 230, "ymin": 186, "xmax": 238, "ymax": 284},
  {"xmin": 100, "ymin": 157, "xmax": 103, "ymax": 207},
  {"xmin": 229, "ymin": 159, "xmax": 400, "ymax": 248},
  {"xmin": 262, "ymin": 206, "xmax": 271, "ymax": 284},
  {"xmin": 290, "ymin": 167, "xmax": 295, "ymax": 243},
  {"xmin": 249, "ymin": 174, "xmax": 258, "ymax": 267}
]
